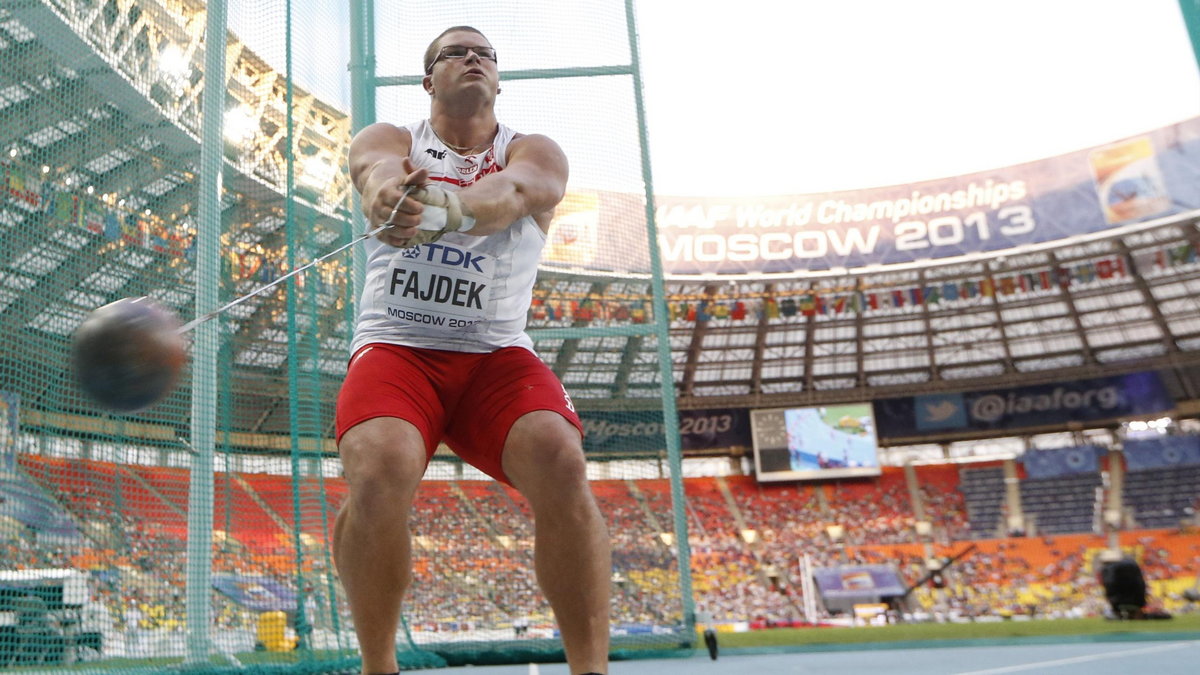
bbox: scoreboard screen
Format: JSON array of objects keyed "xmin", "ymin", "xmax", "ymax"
[{"xmin": 751, "ymin": 403, "xmax": 881, "ymax": 482}]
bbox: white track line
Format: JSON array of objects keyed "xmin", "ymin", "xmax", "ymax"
[{"xmin": 956, "ymin": 640, "xmax": 1195, "ymax": 674}]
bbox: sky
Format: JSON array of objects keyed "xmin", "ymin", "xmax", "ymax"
[
  {"xmin": 229, "ymin": 0, "xmax": 1200, "ymax": 197},
  {"xmin": 635, "ymin": 0, "xmax": 1200, "ymax": 195}
]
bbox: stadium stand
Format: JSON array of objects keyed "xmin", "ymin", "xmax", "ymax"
[
  {"xmin": 957, "ymin": 464, "xmax": 1006, "ymax": 539},
  {"xmin": 1020, "ymin": 472, "xmax": 1104, "ymax": 535},
  {"xmin": 1124, "ymin": 465, "xmax": 1200, "ymax": 528},
  {"xmin": 4, "ymin": 443, "xmax": 1200, "ymax": 647}
]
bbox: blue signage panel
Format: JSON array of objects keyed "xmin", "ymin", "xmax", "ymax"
[
  {"xmin": 1022, "ymin": 445, "xmax": 1101, "ymax": 479},
  {"xmin": 1124, "ymin": 435, "xmax": 1200, "ymax": 471},
  {"xmin": 811, "ymin": 565, "xmax": 908, "ymax": 598},
  {"xmin": 212, "ymin": 574, "xmax": 297, "ymax": 612},
  {"xmin": 0, "ymin": 391, "xmax": 79, "ymax": 540},
  {"xmin": 874, "ymin": 372, "xmax": 1174, "ymax": 438}
]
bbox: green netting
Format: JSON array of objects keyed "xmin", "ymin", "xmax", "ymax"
[
  {"xmin": 361, "ymin": 0, "xmax": 694, "ymax": 666},
  {"xmin": 0, "ymin": 0, "xmax": 688, "ymax": 671}
]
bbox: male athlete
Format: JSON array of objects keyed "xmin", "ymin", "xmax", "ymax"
[{"xmin": 334, "ymin": 26, "xmax": 611, "ymax": 675}]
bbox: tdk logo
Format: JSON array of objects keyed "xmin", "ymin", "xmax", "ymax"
[
  {"xmin": 915, "ymin": 393, "xmax": 966, "ymax": 430},
  {"xmin": 425, "ymin": 148, "xmax": 447, "ymax": 160},
  {"xmin": 412, "ymin": 243, "xmax": 487, "ymax": 273}
]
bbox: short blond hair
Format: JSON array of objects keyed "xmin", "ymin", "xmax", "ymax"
[{"xmin": 423, "ymin": 26, "xmax": 490, "ymax": 75}]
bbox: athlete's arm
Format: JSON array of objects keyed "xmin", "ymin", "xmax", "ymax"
[
  {"xmin": 348, "ymin": 123, "xmax": 429, "ymax": 246},
  {"xmin": 455, "ymin": 134, "xmax": 568, "ymax": 236}
]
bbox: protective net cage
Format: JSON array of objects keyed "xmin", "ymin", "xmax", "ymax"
[{"xmin": 0, "ymin": 0, "xmax": 690, "ymax": 672}]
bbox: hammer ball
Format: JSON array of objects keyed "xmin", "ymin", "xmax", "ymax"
[{"xmin": 71, "ymin": 297, "xmax": 187, "ymax": 412}]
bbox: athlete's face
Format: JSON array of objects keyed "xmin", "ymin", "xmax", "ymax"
[{"xmin": 426, "ymin": 31, "xmax": 499, "ymax": 99}]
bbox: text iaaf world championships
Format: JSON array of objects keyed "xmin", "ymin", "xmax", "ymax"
[{"xmin": 656, "ymin": 179, "xmax": 1031, "ymax": 262}]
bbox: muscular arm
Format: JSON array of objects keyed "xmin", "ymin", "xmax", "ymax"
[
  {"xmin": 348, "ymin": 123, "xmax": 418, "ymax": 225},
  {"xmin": 456, "ymin": 134, "xmax": 568, "ymax": 235},
  {"xmin": 348, "ymin": 123, "xmax": 567, "ymax": 244}
]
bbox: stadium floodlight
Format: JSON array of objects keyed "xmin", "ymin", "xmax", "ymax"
[
  {"xmin": 299, "ymin": 155, "xmax": 337, "ymax": 191},
  {"xmin": 157, "ymin": 43, "xmax": 190, "ymax": 92},
  {"xmin": 223, "ymin": 105, "xmax": 258, "ymax": 146}
]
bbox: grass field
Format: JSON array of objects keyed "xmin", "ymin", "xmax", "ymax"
[{"xmin": 714, "ymin": 613, "xmax": 1200, "ymax": 648}]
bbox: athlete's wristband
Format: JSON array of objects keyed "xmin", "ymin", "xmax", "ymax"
[{"xmin": 412, "ymin": 186, "xmax": 476, "ymax": 234}]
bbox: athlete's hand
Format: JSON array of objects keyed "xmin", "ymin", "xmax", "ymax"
[
  {"xmin": 405, "ymin": 184, "xmax": 476, "ymax": 246},
  {"xmin": 372, "ymin": 158, "xmax": 427, "ymax": 248}
]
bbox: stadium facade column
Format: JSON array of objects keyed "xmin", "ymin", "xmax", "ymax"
[
  {"xmin": 904, "ymin": 462, "xmax": 927, "ymax": 525},
  {"xmin": 186, "ymin": 0, "xmax": 228, "ymax": 663},
  {"xmin": 1002, "ymin": 459, "xmax": 1027, "ymax": 536},
  {"xmin": 1105, "ymin": 444, "xmax": 1127, "ymax": 550},
  {"xmin": 904, "ymin": 462, "xmax": 934, "ymax": 560}
]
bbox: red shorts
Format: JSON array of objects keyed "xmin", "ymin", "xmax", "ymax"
[{"xmin": 335, "ymin": 343, "xmax": 583, "ymax": 484}]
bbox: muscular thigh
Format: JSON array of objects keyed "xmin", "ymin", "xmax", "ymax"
[
  {"xmin": 444, "ymin": 347, "xmax": 583, "ymax": 484},
  {"xmin": 335, "ymin": 343, "xmax": 450, "ymax": 459}
]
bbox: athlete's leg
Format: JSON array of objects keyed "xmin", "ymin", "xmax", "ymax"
[
  {"xmin": 334, "ymin": 417, "xmax": 428, "ymax": 675},
  {"xmin": 501, "ymin": 410, "xmax": 610, "ymax": 675}
]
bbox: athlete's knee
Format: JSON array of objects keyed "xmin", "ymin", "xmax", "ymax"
[
  {"xmin": 339, "ymin": 420, "xmax": 426, "ymax": 500},
  {"xmin": 506, "ymin": 418, "xmax": 586, "ymax": 485},
  {"xmin": 539, "ymin": 442, "xmax": 589, "ymax": 485}
]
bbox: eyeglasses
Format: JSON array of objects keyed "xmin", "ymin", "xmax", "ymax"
[{"xmin": 427, "ymin": 45, "xmax": 498, "ymax": 73}]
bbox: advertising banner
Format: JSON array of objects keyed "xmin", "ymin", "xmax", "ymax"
[
  {"xmin": 0, "ymin": 390, "xmax": 80, "ymax": 540},
  {"xmin": 811, "ymin": 565, "xmax": 908, "ymax": 599},
  {"xmin": 873, "ymin": 372, "xmax": 1173, "ymax": 439},
  {"xmin": 543, "ymin": 117, "xmax": 1200, "ymax": 275},
  {"xmin": 579, "ymin": 408, "xmax": 750, "ymax": 455},
  {"xmin": 212, "ymin": 574, "xmax": 297, "ymax": 612}
]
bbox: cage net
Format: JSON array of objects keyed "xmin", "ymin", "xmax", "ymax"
[
  {"xmin": 369, "ymin": 0, "xmax": 693, "ymax": 667},
  {"xmin": 0, "ymin": 0, "xmax": 689, "ymax": 672}
]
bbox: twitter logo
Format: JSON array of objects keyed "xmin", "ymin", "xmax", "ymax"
[{"xmin": 916, "ymin": 394, "xmax": 966, "ymax": 430}]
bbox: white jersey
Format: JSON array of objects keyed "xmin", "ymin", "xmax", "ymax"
[{"xmin": 350, "ymin": 120, "xmax": 545, "ymax": 355}]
